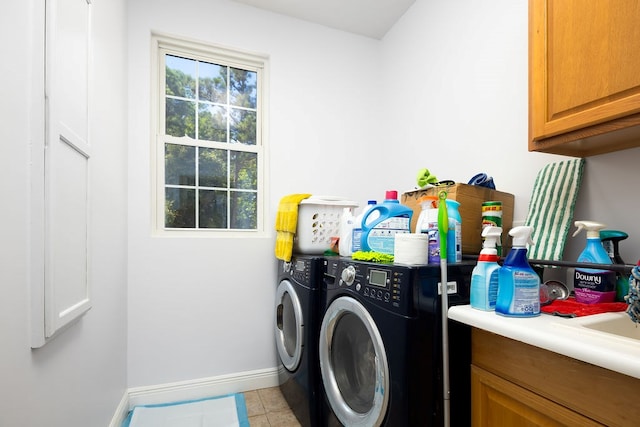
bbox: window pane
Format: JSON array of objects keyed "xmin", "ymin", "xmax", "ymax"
[
  {"xmin": 198, "ymin": 103, "xmax": 227, "ymax": 142},
  {"xmin": 199, "ymin": 189, "xmax": 227, "ymax": 228},
  {"xmin": 157, "ymin": 36, "xmax": 263, "ymax": 233},
  {"xmin": 199, "ymin": 61, "xmax": 227, "ymax": 103},
  {"xmin": 166, "ymin": 55, "xmax": 196, "ymax": 99},
  {"xmin": 230, "ymin": 151, "xmax": 257, "ymax": 190},
  {"xmin": 230, "ymin": 108, "xmax": 256, "ymax": 145},
  {"xmin": 165, "ymin": 144, "xmax": 195, "ymax": 185},
  {"xmin": 165, "ymin": 188, "xmax": 195, "ymax": 228},
  {"xmin": 199, "ymin": 147, "xmax": 227, "ymax": 188},
  {"xmin": 230, "ymin": 191, "xmax": 257, "ymax": 229},
  {"xmin": 230, "ymin": 68, "xmax": 257, "ymax": 108},
  {"xmin": 166, "ymin": 98, "xmax": 195, "ymax": 138}
]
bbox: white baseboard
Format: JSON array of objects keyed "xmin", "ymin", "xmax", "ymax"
[
  {"xmin": 109, "ymin": 367, "xmax": 280, "ymax": 426},
  {"xmin": 108, "ymin": 390, "xmax": 130, "ymax": 427}
]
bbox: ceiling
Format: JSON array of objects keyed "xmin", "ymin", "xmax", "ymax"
[{"xmin": 232, "ymin": 0, "xmax": 416, "ymax": 39}]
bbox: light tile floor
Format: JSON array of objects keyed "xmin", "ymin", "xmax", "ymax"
[{"xmin": 243, "ymin": 386, "xmax": 302, "ymax": 427}]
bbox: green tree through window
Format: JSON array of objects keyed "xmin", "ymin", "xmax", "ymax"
[{"xmin": 158, "ymin": 46, "xmax": 263, "ymax": 231}]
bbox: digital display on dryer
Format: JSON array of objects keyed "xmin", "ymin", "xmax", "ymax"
[{"xmin": 369, "ymin": 269, "xmax": 388, "ymax": 288}]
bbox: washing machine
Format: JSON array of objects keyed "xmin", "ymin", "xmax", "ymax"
[
  {"xmin": 319, "ymin": 257, "xmax": 474, "ymax": 427},
  {"xmin": 275, "ymin": 255, "xmax": 325, "ymax": 427}
]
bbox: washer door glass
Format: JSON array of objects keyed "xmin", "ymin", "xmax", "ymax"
[
  {"xmin": 275, "ymin": 280, "xmax": 304, "ymax": 371},
  {"xmin": 320, "ymin": 296, "xmax": 389, "ymax": 427}
]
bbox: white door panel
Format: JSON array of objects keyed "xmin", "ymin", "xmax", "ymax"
[{"xmin": 32, "ymin": 0, "xmax": 92, "ymax": 346}]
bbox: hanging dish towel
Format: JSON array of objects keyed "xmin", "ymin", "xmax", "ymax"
[
  {"xmin": 275, "ymin": 193, "xmax": 312, "ymax": 262},
  {"xmin": 525, "ymin": 158, "xmax": 585, "ymax": 261}
]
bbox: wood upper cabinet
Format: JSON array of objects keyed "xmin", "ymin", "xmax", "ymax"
[{"xmin": 529, "ymin": 0, "xmax": 640, "ymax": 156}]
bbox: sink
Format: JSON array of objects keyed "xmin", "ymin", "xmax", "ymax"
[
  {"xmin": 580, "ymin": 313, "xmax": 640, "ymax": 340},
  {"xmin": 560, "ymin": 312, "xmax": 640, "ymax": 344}
]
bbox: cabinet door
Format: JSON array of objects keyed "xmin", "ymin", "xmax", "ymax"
[
  {"xmin": 471, "ymin": 365, "xmax": 603, "ymax": 427},
  {"xmin": 529, "ymin": 0, "xmax": 640, "ymax": 156},
  {"xmin": 31, "ymin": 0, "xmax": 93, "ymax": 348}
]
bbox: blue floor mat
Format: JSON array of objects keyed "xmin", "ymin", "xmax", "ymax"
[{"xmin": 122, "ymin": 393, "xmax": 249, "ymax": 427}]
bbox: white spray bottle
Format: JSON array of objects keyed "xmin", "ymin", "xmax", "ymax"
[{"xmin": 470, "ymin": 226, "xmax": 502, "ymax": 311}]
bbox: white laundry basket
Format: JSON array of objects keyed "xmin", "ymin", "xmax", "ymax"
[{"xmin": 293, "ymin": 197, "xmax": 358, "ymax": 254}]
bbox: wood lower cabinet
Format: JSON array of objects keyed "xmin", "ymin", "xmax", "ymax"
[
  {"xmin": 529, "ymin": 0, "xmax": 640, "ymax": 156},
  {"xmin": 472, "ymin": 366, "xmax": 602, "ymax": 426},
  {"xmin": 471, "ymin": 328, "xmax": 640, "ymax": 427}
]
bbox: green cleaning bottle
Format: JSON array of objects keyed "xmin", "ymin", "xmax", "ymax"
[{"xmin": 600, "ymin": 229, "xmax": 630, "ymax": 302}]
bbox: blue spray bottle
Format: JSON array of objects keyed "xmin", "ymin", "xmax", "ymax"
[
  {"xmin": 470, "ymin": 226, "xmax": 502, "ymax": 311},
  {"xmin": 496, "ymin": 226, "xmax": 541, "ymax": 317}
]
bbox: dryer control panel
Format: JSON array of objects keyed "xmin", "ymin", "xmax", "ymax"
[
  {"xmin": 335, "ymin": 261, "xmax": 415, "ymax": 316},
  {"xmin": 290, "ymin": 258, "xmax": 312, "ymax": 283},
  {"xmin": 284, "ymin": 255, "xmax": 324, "ymax": 289},
  {"xmin": 323, "ymin": 258, "xmax": 474, "ymax": 317}
]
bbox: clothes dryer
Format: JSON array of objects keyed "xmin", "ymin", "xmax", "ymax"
[
  {"xmin": 275, "ymin": 255, "xmax": 324, "ymax": 427},
  {"xmin": 319, "ymin": 258, "xmax": 474, "ymax": 427}
]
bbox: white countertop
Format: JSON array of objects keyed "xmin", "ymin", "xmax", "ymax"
[{"xmin": 449, "ymin": 305, "xmax": 640, "ymax": 380}]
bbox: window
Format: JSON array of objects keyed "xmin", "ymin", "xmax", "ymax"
[{"xmin": 152, "ymin": 33, "xmax": 268, "ymax": 234}]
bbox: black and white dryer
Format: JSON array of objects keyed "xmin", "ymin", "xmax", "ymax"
[{"xmin": 275, "ymin": 255, "xmax": 324, "ymax": 427}]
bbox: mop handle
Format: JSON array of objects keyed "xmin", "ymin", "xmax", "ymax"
[
  {"xmin": 438, "ymin": 190, "xmax": 451, "ymax": 427},
  {"xmin": 438, "ymin": 191, "xmax": 448, "ymax": 258}
]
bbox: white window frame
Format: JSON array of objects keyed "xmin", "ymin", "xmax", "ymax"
[{"xmin": 150, "ymin": 32, "xmax": 269, "ymax": 237}]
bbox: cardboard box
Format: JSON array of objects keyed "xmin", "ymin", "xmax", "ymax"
[{"xmin": 401, "ymin": 183, "xmax": 515, "ymax": 255}]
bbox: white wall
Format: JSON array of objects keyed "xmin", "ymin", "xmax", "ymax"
[
  {"xmin": 127, "ymin": 0, "xmax": 640, "ymax": 391},
  {"xmin": 127, "ymin": 0, "xmax": 386, "ymax": 387},
  {"xmin": 2, "ymin": 0, "xmax": 635, "ymax": 420},
  {"xmin": 0, "ymin": 0, "xmax": 128, "ymax": 425},
  {"xmin": 382, "ymin": 0, "xmax": 640, "ymax": 263}
]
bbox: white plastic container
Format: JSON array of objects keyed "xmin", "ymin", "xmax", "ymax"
[
  {"xmin": 339, "ymin": 208, "xmax": 355, "ymax": 257},
  {"xmin": 416, "ymin": 196, "xmax": 439, "ymax": 264},
  {"xmin": 293, "ymin": 197, "xmax": 358, "ymax": 254}
]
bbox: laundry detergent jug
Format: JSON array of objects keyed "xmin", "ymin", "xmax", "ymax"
[{"xmin": 361, "ymin": 191, "xmax": 412, "ymax": 255}]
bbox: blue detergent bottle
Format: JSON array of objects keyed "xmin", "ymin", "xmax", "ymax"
[
  {"xmin": 496, "ymin": 226, "xmax": 541, "ymax": 317},
  {"xmin": 351, "ymin": 200, "xmax": 377, "ymax": 253},
  {"xmin": 573, "ymin": 221, "xmax": 616, "ymax": 304},
  {"xmin": 361, "ymin": 191, "xmax": 412, "ymax": 255}
]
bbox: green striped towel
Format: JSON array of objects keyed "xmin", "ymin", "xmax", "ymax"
[{"xmin": 525, "ymin": 158, "xmax": 585, "ymax": 261}]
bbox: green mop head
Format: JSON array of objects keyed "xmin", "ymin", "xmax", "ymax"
[{"xmin": 351, "ymin": 251, "xmax": 394, "ymax": 263}]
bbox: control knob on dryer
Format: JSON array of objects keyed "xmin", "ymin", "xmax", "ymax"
[{"xmin": 341, "ymin": 265, "xmax": 356, "ymax": 286}]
